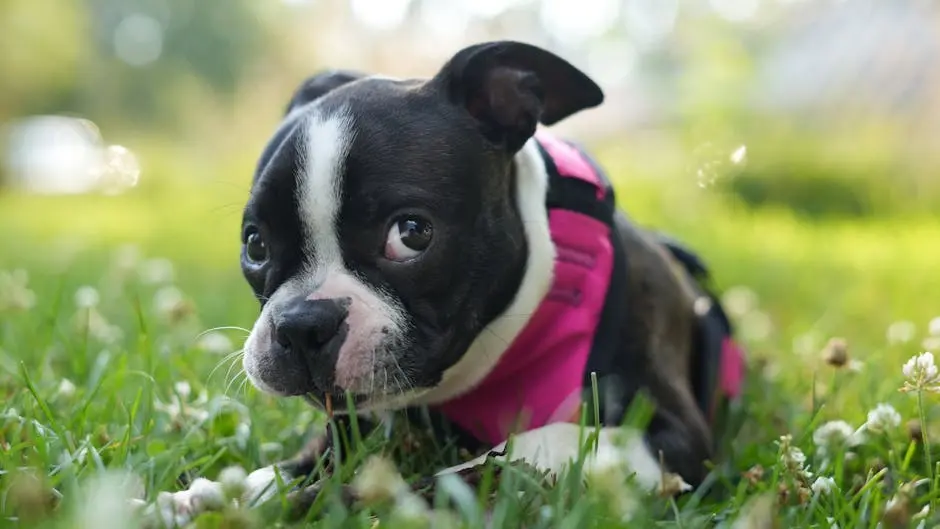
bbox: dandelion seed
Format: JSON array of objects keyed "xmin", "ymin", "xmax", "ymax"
[
  {"xmin": 57, "ymin": 379, "xmax": 77, "ymax": 399},
  {"xmin": 887, "ymin": 320, "xmax": 917, "ymax": 345},
  {"xmin": 813, "ymin": 420, "xmax": 862, "ymax": 454},
  {"xmin": 901, "ymin": 352, "xmax": 940, "ymax": 393},
  {"xmin": 811, "ymin": 476, "xmax": 837, "ymax": 496},
  {"xmin": 865, "ymin": 403, "xmax": 902, "ymax": 433},
  {"xmin": 822, "ymin": 337, "xmax": 849, "ymax": 367},
  {"xmin": 197, "ymin": 331, "xmax": 234, "ymax": 355}
]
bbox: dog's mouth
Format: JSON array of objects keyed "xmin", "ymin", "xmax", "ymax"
[{"xmin": 302, "ymin": 390, "xmax": 371, "ymax": 414}]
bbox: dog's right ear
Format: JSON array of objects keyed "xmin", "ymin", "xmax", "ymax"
[{"xmin": 284, "ymin": 70, "xmax": 366, "ymax": 115}]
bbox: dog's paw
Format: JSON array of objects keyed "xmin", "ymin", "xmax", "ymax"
[
  {"xmin": 146, "ymin": 478, "xmax": 226, "ymax": 528},
  {"xmin": 138, "ymin": 465, "xmax": 293, "ymax": 528},
  {"xmin": 436, "ymin": 423, "xmax": 672, "ymax": 491}
]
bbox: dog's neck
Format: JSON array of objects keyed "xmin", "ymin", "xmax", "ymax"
[{"xmin": 407, "ymin": 137, "xmax": 555, "ymax": 407}]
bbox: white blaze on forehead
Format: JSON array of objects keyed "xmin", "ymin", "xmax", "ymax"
[{"xmin": 297, "ymin": 108, "xmax": 355, "ymax": 272}]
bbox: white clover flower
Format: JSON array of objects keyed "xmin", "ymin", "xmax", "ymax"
[
  {"xmin": 139, "ymin": 258, "xmax": 175, "ymax": 285},
  {"xmin": 901, "ymin": 352, "xmax": 940, "ymax": 393},
  {"xmin": 811, "ymin": 476, "xmax": 837, "ymax": 496},
  {"xmin": 721, "ymin": 286, "xmax": 758, "ymax": 318},
  {"xmin": 924, "ymin": 337, "xmax": 940, "ymax": 354},
  {"xmin": 782, "ymin": 445, "xmax": 807, "ymax": 470},
  {"xmin": 219, "ymin": 466, "xmax": 248, "ymax": 501},
  {"xmin": 173, "ymin": 381, "xmax": 192, "ymax": 400},
  {"xmin": 865, "ymin": 403, "xmax": 902, "ymax": 433},
  {"xmin": 813, "ymin": 420, "xmax": 862, "ymax": 454},
  {"xmin": 929, "ymin": 317, "xmax": 940, "ymax": 337},
  {"xmin": 57, "ymin": 378, "xmax": 77, "ymax": 399},
  {"xmin": 197, "ymin": 331, "xmax": 234, "ymax": 355},
  {"xmin": 887, "ymin": 321, "xmax": 917, "ymax": 345},
  {"xmin": 73, "ymin": 286, "xmax": 100, "ymax": 309},
  {"xmin": 153, "ymin": 286, "xmax": 185, "ymax": 316},
  {"xmin": 352, "ymin": 455, "xmax": 408, "ymax": 503},
  {"xmin": 75, "ymin": 470, "xmax": 143, "ymax": 529}
]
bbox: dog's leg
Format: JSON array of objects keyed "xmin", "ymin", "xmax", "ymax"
[{"xmin": 435, "ymin": 422, "xmax": 669, "ymax": 491}]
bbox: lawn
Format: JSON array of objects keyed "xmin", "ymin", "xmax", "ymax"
[{"xmin": 1, "ymin": 146, "xmax": 939, "ymax": 528}]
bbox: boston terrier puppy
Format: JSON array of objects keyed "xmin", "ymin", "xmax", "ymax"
[{"xmin": 153, "ymin": 40, "xmax": 746, "ymax": 523}]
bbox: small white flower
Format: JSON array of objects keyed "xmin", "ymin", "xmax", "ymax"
[
  {"xmin": 57, "ymin": 378, "xmax": 77, "ymax": 399},
  {"xmin": 865, "ymin": 403, "xmax": 902, "ymax": 433},
  {"xmin": 901, "ymin": 352, "xmax": 940, "ymax": 393},
  {"xmin": 0, "ymin": 269, "xmax": 37, "ymax": 312},
  {"xmin": 74, "ymin": 286, "xmax": 100, "ymax": 309},
  {"xmin": 813, "ymin": 420, "xmax": 861, "ymax": 454},
  {"xmin": 887, "ymin": 321, "xmax": 917, "ymax": 345},
  {"xmin": 781, "ymin": 445, "xmax": 807, "ymax": 470},
  {"xmin": 139, "ymin": 258, "xmax": 175, "ymax": 285},
  {"xmin": 153, "ymin": 286, "xmax": 185, "ymax": 317},
  {"xmin": 811, "ymin": 476, "xmax": 837, "ymax": 496},
  {"xmin": 197, "ymin": 331, "xmax": 234, "ymax": 355},
  {"xmin": 174, "ymin": 381, "xmax": 192, "ymax": 400},
  {"xmin": 924, "ymin": 337, "xmax": 940, "ymax": 354},
  {"xmin": 721, "ymin": 286, "xmax": 758, "ymax": 318},
  {"xmin": 112, "ymin": 245, "xmax": 141, "ymax": 274},
  {"xmin": 740, "ymin": 310, "xmax": 773, "ymax": 342},
  {"xmin": 219, "ymin": 465, "xmax": 248, "ymax": 501},
  {"xmin": 391, "ymin": 492, "xmax": 430, "ymax": 522},
  {"xmin": 352, "ymin": 455, "xmax": 408, "ymax": 503},
  {"xmin": 929, "ymin": 317, "xmax": 940, "ymax": 337}
]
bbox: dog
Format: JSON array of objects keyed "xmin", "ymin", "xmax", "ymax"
[{"xmin": 153, "ymin": 40, "xmax": 746, "ymax": 524}]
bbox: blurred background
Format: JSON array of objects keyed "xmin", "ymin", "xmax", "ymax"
[{"xmin": 1, "ymin": 0, "xmax": 939, "ymax": 402}]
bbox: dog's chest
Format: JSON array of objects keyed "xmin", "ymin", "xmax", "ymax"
[{"xmin": 433, "ymin": 131, "xmax": 619, "ymax": 445}]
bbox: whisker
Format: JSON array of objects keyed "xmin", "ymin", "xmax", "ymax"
[
  {"xmin": 195, "ymin": 326, "xmax": 252, "ymax": 341},
  {"xmin": 207, "ymin": 349, "xmax": 244, "ymax": 383}
]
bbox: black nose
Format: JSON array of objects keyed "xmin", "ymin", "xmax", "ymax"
[{"xmin": 275, "ymin": 296, "xmax": 350, "ymax": 353}]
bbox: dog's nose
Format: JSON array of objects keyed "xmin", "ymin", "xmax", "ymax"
[{"xmin": 275, "ymin": 296, "xmax": 350, "ymax": 353}]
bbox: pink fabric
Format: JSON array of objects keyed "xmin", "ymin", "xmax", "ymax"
[
  {"xmin": 534, "ymin": 130, "xmax": 606, "ymax": 198},
  {"xmin": 434, "ymin": 132, "xmax": 614, "ymax": 446},
  {"xmin": 719, "ymin": 338, "xmax": 744, "ymax": 398}
]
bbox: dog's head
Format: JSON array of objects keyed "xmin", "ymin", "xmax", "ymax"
[{"xmin": 241, "ymin": 41, "xmax": 603, "ymax": 411}]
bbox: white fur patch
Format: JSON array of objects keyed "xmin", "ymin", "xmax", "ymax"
[
  {"xmin": 243, "ymin": 108, "xmax": 410, "ymax": 404},
  {"xmin": 409, "ymin": 137, "xmax": 556, "ymax": 405},
  {"xmin": 436, "ymin": 423, "xmax": 665, "ymax": 491}
]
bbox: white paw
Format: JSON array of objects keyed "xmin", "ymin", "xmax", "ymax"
[
  {"xmin": 437, "ymin": 422, "xmax": 668, "ymax": 491},
  {"xmin": 150, "ymin": 478, "xmax": 226, "ymax": 528}
]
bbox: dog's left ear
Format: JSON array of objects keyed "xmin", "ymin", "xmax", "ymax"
[
  {"xmin": 430, "ymin": 41, "xmax": 604, "ymax": 152},
  {"xmin": 285, "ymin": 69, "xmax": 367, "ymax": 115}
]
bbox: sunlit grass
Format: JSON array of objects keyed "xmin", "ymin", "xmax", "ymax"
[{"xmin": 2, "ymin": 153, "xmax": 940, "ymax": 527}]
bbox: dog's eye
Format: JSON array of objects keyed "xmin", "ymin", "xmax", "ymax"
[
  {"xmin": 385, "ymin": 216, "xmax": 433, "ymax": 262},
  {"xmin": 245, "ymin": 228, "xmax": 268, "ymax": 264}
]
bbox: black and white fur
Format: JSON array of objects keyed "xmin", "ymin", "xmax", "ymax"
[{"xmin": 156, "ymin": 41, "xmax": 718, "ymax": 523}]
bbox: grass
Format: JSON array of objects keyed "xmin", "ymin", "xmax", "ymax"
[{"xmin": 1, "ymin": 148, "xmax": 940, "ymax": 528}]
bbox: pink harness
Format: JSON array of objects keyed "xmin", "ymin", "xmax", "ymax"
[{"xmin": 434, "ymin": 131, "xmax": 745, "ymax": 446}]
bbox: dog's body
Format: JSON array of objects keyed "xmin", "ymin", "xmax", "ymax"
[{"xmin": 152, "ymin": 41, "xmax": 746, "ymax": 524}]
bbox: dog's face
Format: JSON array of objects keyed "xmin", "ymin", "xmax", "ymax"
[{"xmin": 241, "ymin": 41, "xmax": 603, "ymax": 411}]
